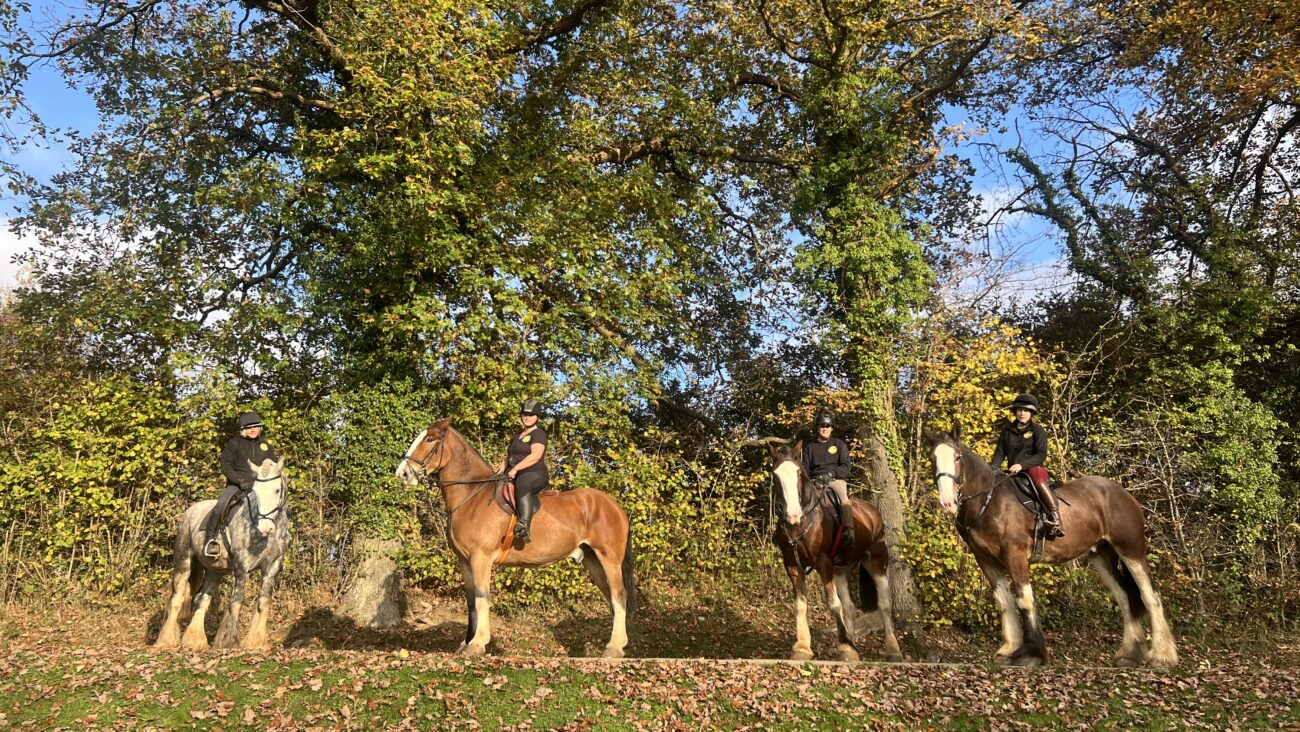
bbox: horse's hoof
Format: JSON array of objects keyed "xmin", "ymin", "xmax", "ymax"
[
  {"xmin": 791, "ymin": 648, "xmax": 814, "ymax": 662},
  {"xmin": 459, "ymin": 643, "xmax": 487, "ymax": 657},
  {"xmin": 153, "ymin": 627, "xmax": 180, "ymax": 649},
  {"xmin": 1114, "ymin": 656, "xmax": 1140, "ymax": 668},
  {"xmin": 993, "ymin": 654, "xmax": 1014, "ymax": 666},
  {"xmin": 1009, "ymin": 654, "xmax": 1043, "ymax": 668},
  {"xmin": 838, "ymin": 646, "xmax": 860, "ymax": 663},
  {"xmin": 884, "ymin": 652, "xmax": 904, "ymax": 663},
  {"xmin": 600, "ymin": 647, "xmax": 625, "ymax": 660},
  {"xmin": 1146, "ymin": 654, "xmax": 1179, "ymax": 670}
]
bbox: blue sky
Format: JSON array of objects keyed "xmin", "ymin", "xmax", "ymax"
[{"xmin": 1, "ymin": 45, "xmax": 100, "ymax": 289}]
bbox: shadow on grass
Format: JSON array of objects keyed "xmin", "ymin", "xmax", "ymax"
[
  {"xmin": 544, "ymin": 585, "xmax": 791, "ymax": 659},
  {"xmin": 282, "ymin": 606, "xmax": 465, "ymax": 652}
]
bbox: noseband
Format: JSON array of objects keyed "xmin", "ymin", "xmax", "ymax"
[
  {"xmin": 935, "ymin": 449, "xmax": 991, "ymax": 523},
  {"xmin": 250, "ymin": 471, "xmax": 288, "ymax": 523}
]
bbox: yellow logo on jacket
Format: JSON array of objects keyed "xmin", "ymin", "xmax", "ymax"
[
  {"xmin": 828, "ymin": 445, "xmax": 837, "ymax": 454},
  {"xmin": 260, "ymin": 443, "xmax": 268, "ymax": 451},
  {"xmin": 522, "ymin": 434, "xmax": 531, "ymax": 443},
  {"xmin": 1022, "ymin": 432, "xmax": 1032, "ymax": 439}
]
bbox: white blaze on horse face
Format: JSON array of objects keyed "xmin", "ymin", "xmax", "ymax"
[
  {"xmin": 774, "ymin": 460, "xmax": 803, "ymax": 525},
  {"xmin": 395, "ymin": 430, "xmax": 426, "ymax": 485},
  {"xmin": 933, "ymin": 442, "xmax": 959, "ymax": 517}
]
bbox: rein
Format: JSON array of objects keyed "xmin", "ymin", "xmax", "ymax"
[
  {"xmin": 938, "ymin": 461, "xmax": 993, "ymax": 528},
  {"xmin": 407, "ymin": 433, "xmax": 508, "ymax": 515}
]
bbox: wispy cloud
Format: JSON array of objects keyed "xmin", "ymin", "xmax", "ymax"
[{"xmin": 0, "ymin": 218, "xmax": 36, "ymax": 291}]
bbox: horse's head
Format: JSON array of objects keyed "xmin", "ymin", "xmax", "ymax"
[
  {"xmin": 923, "ymin": 424, "xmax": 964, "ymax": 517},
  {"xmin": 396, "ymin": 417, "xmax": 453, "ymax": 485},
  {"xmin": 767, "ymin": 439, "xmax": 807, "ymax": 526},
  {"xmin": 248, "ymin": 457, "xmax": 287, "ymax": 537}
]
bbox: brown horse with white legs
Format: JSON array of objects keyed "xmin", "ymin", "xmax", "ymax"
[
  {"xmin": 924, "ymin": 426, "xmax": 1179, "ymax": 668},
  {"xmin": 768, "ymin": 441, "xmax": 903, "ymax": 662},
  {"xmin": 396, "ymin": 418, "xmax": 634, "ymax": 658}
]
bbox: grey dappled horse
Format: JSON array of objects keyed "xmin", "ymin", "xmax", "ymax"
[{"xmin": 153, "ymin": 458, "xmax": 289, "ymax": 650}]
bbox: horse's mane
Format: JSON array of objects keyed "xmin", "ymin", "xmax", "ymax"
[
  {"xmin": 446, "ymin": 425, "xmax": 495, "ymax": 473},
  {"xmin": 957, "ymin": 442, "xmax": 996, "ymax": 485}
]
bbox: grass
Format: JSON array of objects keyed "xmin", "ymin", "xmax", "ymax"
[
  {"xmin": 3, "ymin": 646, "xmax": 1300, "ymax": 729},
  {"xmin": 1, "ymin": 563, "xmax": 1298, "ymax": 730}
]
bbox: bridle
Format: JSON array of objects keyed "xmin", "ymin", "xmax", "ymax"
[
  {"xmin": 405, "ymin": 429, "xmax": 508, "ymax": 514},
  {"xmin": 773, "ymin": 458, "xmax": 823, "ymax": 546},
  {"xmin": 935, "ymin": 442, "xmax": 992, "ymax": 523},
  {"xmin": 404, "ymin": 432, "xmax": 446, "ymax": 478},
  {"xmin": 248, "ymin": 471, "xmax": 288, "ymax": 523}
]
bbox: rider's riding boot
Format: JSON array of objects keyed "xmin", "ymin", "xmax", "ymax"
[
  {"xmin": 514, "ymin": 491, "xmax": 538, "ymax": 543},
  {"xmin": 203, "ymin": 484, "xmax": 242, "ymax": 557},
  {"xmin": 202, "ymin": 513, "xmax": 223, "ymax": 557},
  {"xmin": 838, "ymin": 503, "xmax": 856, "ymax": 551},
  {"xmin": 1036, "ymin": 482, "xmax": 1064, "ymax": 538}
]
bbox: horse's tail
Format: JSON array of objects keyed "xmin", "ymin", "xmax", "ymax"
[
  {"xmin": 1102, "ymin": 540, "xmax": 1149, "ymax": 622},
  {"xmin": 858, "ymin": 562, "xmax": 880, "ymax": 614},
  {"xmin": 621, "ymin": 525, "xmax": 636, "ymax": 620}
]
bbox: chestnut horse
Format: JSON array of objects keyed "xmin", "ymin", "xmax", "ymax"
[
  {"xmin": 769, "ymin": 441, "xmax": 902, "ymax": 662},
  {"xmin": 395, "ymin": 418, "xmax": 634, "ymax": 658},
  {"xmin": 925, "ymin": 426, "xmax": 1178, "ymax": 668}
]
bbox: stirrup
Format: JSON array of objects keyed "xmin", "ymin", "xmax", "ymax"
[
  {"xmin": 203, "ymin": 539, "xmax": 222, "ymax": 557},
  {"xmin": 1043, "ymin": 518, "xmax": 1064, "ymax": 538},
  {"xmin": 513, "ymin": 524, "xmax": 531, "ymax": 543}
]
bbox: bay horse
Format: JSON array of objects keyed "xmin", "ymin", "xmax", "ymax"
[
  {"xmin": 768, "ymin": 441, "xmax": 902, "ymax": 662},
  {"xmin": 924, "ymin": 426, "xmax": 1178, "ymax": 668},
  {"xmin": 154, "ymin": 457, "xmax": 289, "ymax": 650},
  {"xmin": 395, "ymin": 418, "xmax": 634, "ymax": 658}
]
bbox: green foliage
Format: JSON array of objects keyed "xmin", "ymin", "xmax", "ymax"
[
  {"xmin": 899, "ymin": 507, "xmax": 994, "ymax": 629},
  {"xmin": 313, "ymin": 381, "xmax": 435, "ymax": 539},
  {"xmin": 0, "ymin": 373, "xmax": 230, "ymax": 595}
]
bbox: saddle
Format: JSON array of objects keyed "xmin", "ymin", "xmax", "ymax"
[
  {"xmin": 490, "ymin": 480, "xmax": 559, "ymax": 565},
  {"xmin": 492, "ymin": 480, "xmax": 559, "ymax": 515},
  {"xmin": 1007, "ymin": 473, "xmax": 1068, "ymax": 562}
]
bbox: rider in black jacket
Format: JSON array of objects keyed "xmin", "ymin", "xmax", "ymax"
[
  {"xmin": 801, "ymin": 413, "xmax": 855, "ymax": 550},
  {"xmin": 990, "ymin": 393, "xmax": 1061, "ymax": 537},
  {"xmin": 204, "ymin": 411, "xmax": 281, "ymax": 556}
]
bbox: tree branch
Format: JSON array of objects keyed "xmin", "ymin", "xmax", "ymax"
[
  {"xmin": 245, "ymin": 0, "xmax": 352, "ymax": 85},
  {"xmin": 188, "ymin": 80, "xmax": 337, "ymax": 111},
  {"xmin": 498, "ymin": 0, "xmax": 613, "ymax": 56}
]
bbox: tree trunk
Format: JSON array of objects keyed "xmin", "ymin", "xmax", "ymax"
[
  {"xmin": 336, "ymin": 535, "xmax": 406, "ymax": 628},
  {"xmin": 862, "ymin": 433, "xmax": 923, "ymax": 624}
]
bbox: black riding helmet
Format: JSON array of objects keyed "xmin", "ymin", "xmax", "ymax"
[
  {"xmin": 1009, "ymin": 393, "xmax": 1039, "ymax": 414},
  {"xmin": 520, "ymin": 399, "xmax": 543, "ymax": 417},
  {"xmin": 238, "ymin": 411, "xmax": 264, "ymax": 429},
  {"xmin": 814, "ymin": 413, "xmax": 833, "ymax": 428}
]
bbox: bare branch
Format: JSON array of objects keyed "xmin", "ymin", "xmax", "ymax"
[
  {"xmin": 245, "ymin": 0, "xmax": 352, "ymax": 84},
  {"xmin": 188, "ymin": 80, "xmax": 337, "ymax": 111}
]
